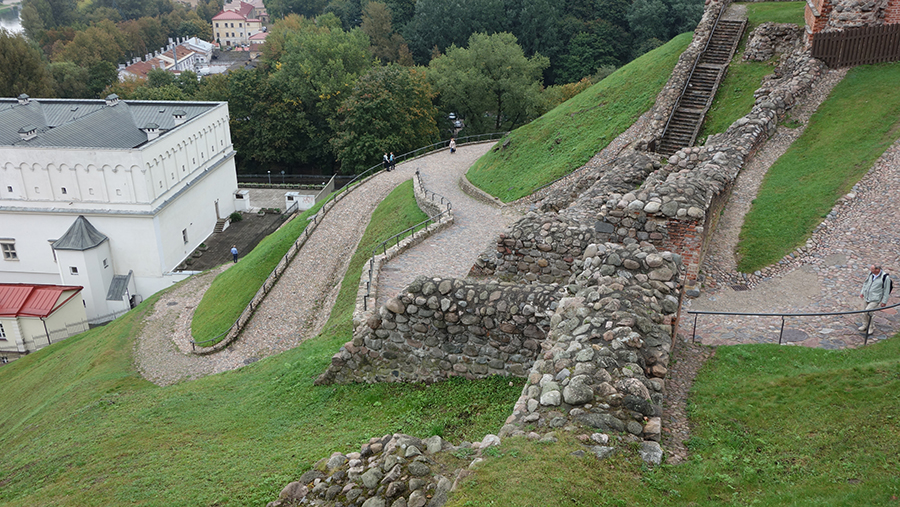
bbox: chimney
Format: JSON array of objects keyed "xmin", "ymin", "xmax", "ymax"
[
  {"xmin": 172, "ymin": 110, "xmax": 187, "ymax": 126},
  {"xmin": 18, "ymin": 125, "xmax": 38, "ymax": 141},
  {"xmin": 105, "ymin": 94, "xmax": 120, "ymax": 106},
  {"xmin": 17, "ymin": 94, "xmax": 30, "ymax": 105},
  {"xmin": 142, "ymin": 123, "xmax": 160, "ymax": 142},
  {"xmin": 168, "ymin": 37, "xmax": 173, "ymax": 45}
]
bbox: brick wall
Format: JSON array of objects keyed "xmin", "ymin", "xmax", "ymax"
[{"xmin": 887, "ymin": 0, "xmax": 900, "ymax": 23}]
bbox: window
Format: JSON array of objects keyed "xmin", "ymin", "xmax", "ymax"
[
  {"xmin": 89, "ymin": 188, "xmax": 95, "ymax": 195},
  {"xmin": 215, "ymin": 22, "xmax": 219, "ymax": 27},
  {"xmin": 103, "ymin": 258, "xmax": 109, "ymax": 268},
  {"xmin": 6, "ymin": 186, "xmax": 11, "ymax": 192},
  {"xmin": 0, "ymin": 322, "xmax": 5, "ymax": 340},
  {"xmin": 1, "ymin": 241, "xmax": 17, "ymax": 260},
  {"xmin": 70, "ymin": 266, "xmax": 79, "ymax": 275},
  {"xmin": 61, "ymin": 187, "xmax": 67, "ymax": 194},
  {"xmin": 239, "ymin": 23, "xmax": 242, "ymax": 27},
  {"xmin": 116, "ymin": 189, "xmax": 122, "ymax": 196},
  {"xmin": 34, "ymin": 186, "xmax": 39, "ymax": 194},
  {"xmin": 182, "ymin": 229, "xmax": 188, "ymax": 244}
]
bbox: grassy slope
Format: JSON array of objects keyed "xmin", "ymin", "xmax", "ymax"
[
  {"xmin": 191, "ymin": 199, "xmax": 328, "ymax": 343},
  {"xmin": 0, "ymin": 181, "xmax": 524, "ymax": 506},
  {"xmin": 699, "ymin": 2, "xmax": 806, "ymax": 141},
  {"xmin": 737, "ymin": 62, "xmax": 900, "ymax": 271},
  {"xmin": 465, "ymin": 32, "xmax": 693, "ymax": 202},
  {"xmin": 447, "ymin": 337, "xmax": 900, "ymax": 506}
]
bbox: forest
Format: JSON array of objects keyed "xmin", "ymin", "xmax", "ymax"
[{"xmin": 1, "ymin": 0, "xmax": 703, "ymax": 173}]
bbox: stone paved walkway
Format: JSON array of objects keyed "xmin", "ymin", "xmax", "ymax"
[
  {"xmin": 133, "ymin": 146, "xmax": 521, "ymax": 385},
  {"xmin": 375, "ymin": 143, "xmax": 522, "ymax": 308},
  {"xmin": 683, "ymin": 68, "xmax": 900, "ymax": 349}
]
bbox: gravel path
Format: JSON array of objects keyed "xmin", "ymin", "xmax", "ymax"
[
  {"xmin": 375, "ymin": 143, "xmax": 522, "ymax": 308},
  {"xmin": 134, "ymin": 160, "xmax": 421, "ymax": 385}
]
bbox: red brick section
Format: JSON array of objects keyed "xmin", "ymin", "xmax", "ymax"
[
  {"xmin": 887, "ymin": 0, "xmax": 900, "ymax": 24},
  {"xmin": 662, "ymin": 220, "xmax": 705, "ymax": 283}
]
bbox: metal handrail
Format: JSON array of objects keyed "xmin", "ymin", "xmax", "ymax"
[
  {"xmin": 362, "ymin": 170, "xmax": 453, "ymax": 311},
  {"xmin": 658, "ymin": 4, "xmax": 726, "ymax": 147},
  {"xmin": 190, "ymin": 135, "xmax": 498, "ymax": 349},
  {"xmin": 686, "ymin": 300, "xmax": 900, "ymax": 346}
]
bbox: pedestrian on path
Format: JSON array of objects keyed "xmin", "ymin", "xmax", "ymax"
[
  {"xmin": 389, "ymin": 152, "xmax": 396, "ymax": 171},
  {"xmin": 231, "ymin": 245, "xmax": 239, "ymax": 263},
  {"xmin": 449, "ymin": 138, "xmax": 456, "ymax": 154},
  {"xmin": 858, "ymin": 264, "xmax": 891, "ymax": 334},
  {"xmin": 383, "ymin": 152, "xmax": 391, "ymax": 172}
]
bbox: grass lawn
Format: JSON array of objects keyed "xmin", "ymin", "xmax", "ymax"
[
  {"xmin": 446, "ymin": 336, "xmax": 900, "ymax": 506},
  {"xmin": 0, "ymin": 180, "xmax": 524, "ymax": 506},
  {"xmin": 191, "ymin": 198, "xmax": 329, "ymax": 344},
  {"xmin": 465, "ymin": 32, "xmax": 693, "ymax": 202},
  {"xmin": 698, "ymin": 2, "xmax": 806, "ymax": 141},
  {"xmin": 737, "ymin": 61, "xmax": 900, "ymax": 272}
]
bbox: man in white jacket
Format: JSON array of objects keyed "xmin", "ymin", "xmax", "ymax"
[{"xmin": 859, "ymin": 264, "xmax": 892, "ymax": 334}]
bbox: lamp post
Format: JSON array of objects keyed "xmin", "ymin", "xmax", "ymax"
[{"xmin": 267, "ymin": 170, "xmax": 271, "ymax": 184}]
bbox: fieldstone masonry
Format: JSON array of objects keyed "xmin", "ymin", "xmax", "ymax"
[
  {"xmin": 743, "ymin": 23, "xmax": 803, "ymax": 62},
  {"xmin": 280, "ymin": 2, "xmax": 834, "ymax": 504}
]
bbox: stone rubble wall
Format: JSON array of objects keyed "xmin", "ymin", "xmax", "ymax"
[
  {"xmin": 743, "ymin": 22, "xmax": 804, "ymax": 62},
  {"xmin": 320, "ymin": 277, "xmax": 562, "ymax": 385},
  {"xmin": 498, "ymin": 243, "xmax": 682, "ymax": 441},
  {"xmin": 578, "ymin": 50, "xmax": 824, "ymax": 282},
  {"xmin": 825, "ymin": 0, "xmax": 890, "ymax": 29}
]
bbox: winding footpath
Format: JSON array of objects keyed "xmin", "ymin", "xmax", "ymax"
[{"xmin": 134, "ymin": 144, "xmax": 517, "ymax": 386}]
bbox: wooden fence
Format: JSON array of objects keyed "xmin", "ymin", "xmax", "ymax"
[{"xmin": 811, "ymin": 24, "xmax": 900, "ymax": 67}]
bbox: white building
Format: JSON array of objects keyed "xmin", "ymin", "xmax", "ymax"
[
  {"xmin": 0, "ymin": 283, "xmax": 88, "ymax": 362},
  {"xmin": 119, "ymin": 37, "xmax": 216, "ymax": 81},
  {"xmin": 0, "ymin": 94, "xmax": 240, "ymax": 323}
]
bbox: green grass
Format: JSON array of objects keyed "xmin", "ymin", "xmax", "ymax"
[
  {"xmin": 465, "ymin": 32, "xmax": 694, "ymax": 202},
  {"xmin": 737, "ymin": 62, "xmax": 900, "ymax": 272},
  {"xmin": 191, "ymin": 199, "xmax": 328, "ymax": 344},
  {"xmin": 0, "ymin": 180, "xmax": 524, "ymax": 506},
  {"xmin": 698, "ymin": 2, "xmax": 806, "ymax": 141},
  {"xmin": 446, "ymin": 336, "xmax": 900, "ymax": 506}
]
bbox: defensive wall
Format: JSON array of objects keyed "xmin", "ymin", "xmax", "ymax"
[{"xmin": 278, "ymin": 3, "xmax": 828, "ymax": 505}]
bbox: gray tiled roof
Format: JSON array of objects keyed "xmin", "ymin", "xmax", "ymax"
[
  {"xmin": 0, "ymin": 97, "xmax": 221, "ymax": 149},
  {"xmin": 52, "ymin": 216, "xmax": 109, "ymax": 251}
]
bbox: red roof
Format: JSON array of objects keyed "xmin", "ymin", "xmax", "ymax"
[
  {"xmin": 213, "ymin": 10, "xmax": 246, "ymax": 20},
  {"xmin": 0, "ymin": 284, "xmax": 83, "ymax": 318}
]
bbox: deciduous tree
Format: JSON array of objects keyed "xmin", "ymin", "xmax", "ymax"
[
  {"xmin": 331, "ymin": 64, "xmax": 438, "ymax": 173},
  {"xmin": 0, "ymin": 30, "xmax": 56, "ymax": 97}
]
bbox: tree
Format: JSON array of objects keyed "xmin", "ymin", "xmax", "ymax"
[
  {"xmin": 429, "ymin": 32, "xmax": 548, "ymax": 132},
  {"xmin": 50, "ymin": 61, "xmax": 89, "ymax": 97},
  {"xmin": 331, "ymin": 65, "xmax": 438, "ymax": 173},
  {"xmin": 87, "ymin": 61, "xmax": 119, "ymax": 97},
  {"xmin": 360, "ymin": 2, "xmax": 404, "ymax": 62},
  {"xmin": 0, "ymin": 30, "xmax": 56, "ymax": 97},
  {"xmin": 403, "ymin": 0, "xmax": 508, "ymax": 64},
  {"xmin": 52, "ymin": 20, "xmax": 126, "ymax": 67},
  {"xmin": 557, "ymin": 21, "xmax": 630, "ymax": 83},
  {"xmin": 269, "ymin": 13, "xmax": 372, "ymax": 167}
]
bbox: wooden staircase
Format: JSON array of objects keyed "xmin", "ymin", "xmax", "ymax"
[{"xmin": 656, "ymin": 19, "xmax": 747, "ymax": 157}]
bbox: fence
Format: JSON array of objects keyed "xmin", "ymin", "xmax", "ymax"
[
  {"xmin": 686, "ymin": 300, "xmax": 900, "ymax": 346},
  {"xmin": 811, "ymin": 24, "xmax": 900, "ymax": 67},
  {"xmin": 190, "ymin": 133, "xmax": 505, "ymax": 351},
  {"xmin": 27, "ymin": 319, "xmax": 89, "ymax": 349}
]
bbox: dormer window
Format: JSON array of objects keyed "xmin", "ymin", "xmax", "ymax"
[
  {"xmin": 17, "ymin": 94, "xmax": 29, "ymax": 105},
  {"xmin": 105, "ymin": 94, "xmax": 119, "ymax": 106},
  {"xmin": 18, "ymin": 125, "xmax": 37, "ymax": 141}
]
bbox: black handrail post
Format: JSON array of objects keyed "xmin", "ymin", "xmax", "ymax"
[
  {"xmin": 691, "ymin": 313, "xmax": 698, "ymax": 343},
  {"xmin": 778, "ymin": 316, "xmax": 786, "ymax": 345},
  {"xmin": 864, "ymin": 312, "xmax": 872, "ymax": 345}
]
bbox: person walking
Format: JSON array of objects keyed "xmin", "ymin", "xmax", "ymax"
[
  {"xmin": 859, "ymin": 264, "xmax": 892, "ymax": 334},
  {"xmin": 389, "ymin": 152, "xmax": 396, "ymax": 171},
  {"xmin": 449, "ymin": 138, "xmax": 456, "ymax": 154},
  {"xmin": 383, "ymin": 152, "xmax": 391, "ymax": 172},
  {"xmin": 231, "ymin": 245, "xmax": 239, "ymax": 263}
]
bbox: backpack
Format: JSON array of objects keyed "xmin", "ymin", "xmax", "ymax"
[{"xmin": 883, "ymin": 273, "xmax": 893, "ymax": 295}]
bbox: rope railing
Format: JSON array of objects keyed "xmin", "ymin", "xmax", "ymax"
[
  {"xmin": 190, "ymin": 134, "xmax": 499, "ymax": 351},
  {"xmin": 686, "ymin": 300, "xmax": 900, "ymax": 346}
]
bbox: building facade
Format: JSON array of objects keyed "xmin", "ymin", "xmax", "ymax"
[
  {"xmin": 0, "ymin": 283, "xmax": 87, "ymax": 362},
  {"xmin": 0, "ymin": 95, "xmax": 240, "ymax": 323},
  {"xmin": 213, "ymin": 1, "xmax": 264, "ymax": 47}
]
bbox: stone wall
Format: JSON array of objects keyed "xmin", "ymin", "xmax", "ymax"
[
  {"xmin": 825, "ymin": 0, "xmax": 890, "ymax": 29},
  {"xmin": 320, "ymin": 277, "xmax": 561, "ymax": 384},
  {"xmin": 744, "ymin": 22, "xmax": 803, "ymax": 62}
]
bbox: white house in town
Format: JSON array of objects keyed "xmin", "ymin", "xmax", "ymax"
[
  {"xmin": 0, "ymin": 283, "xmax": 88, "ymax": 362},
  {"xmin": 0, "ymin": 94, "xmax": 240, "ymax": 323},
  {"xmin": 119, "ymin": 37, "xmax": 216, "ymax": 81}
]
